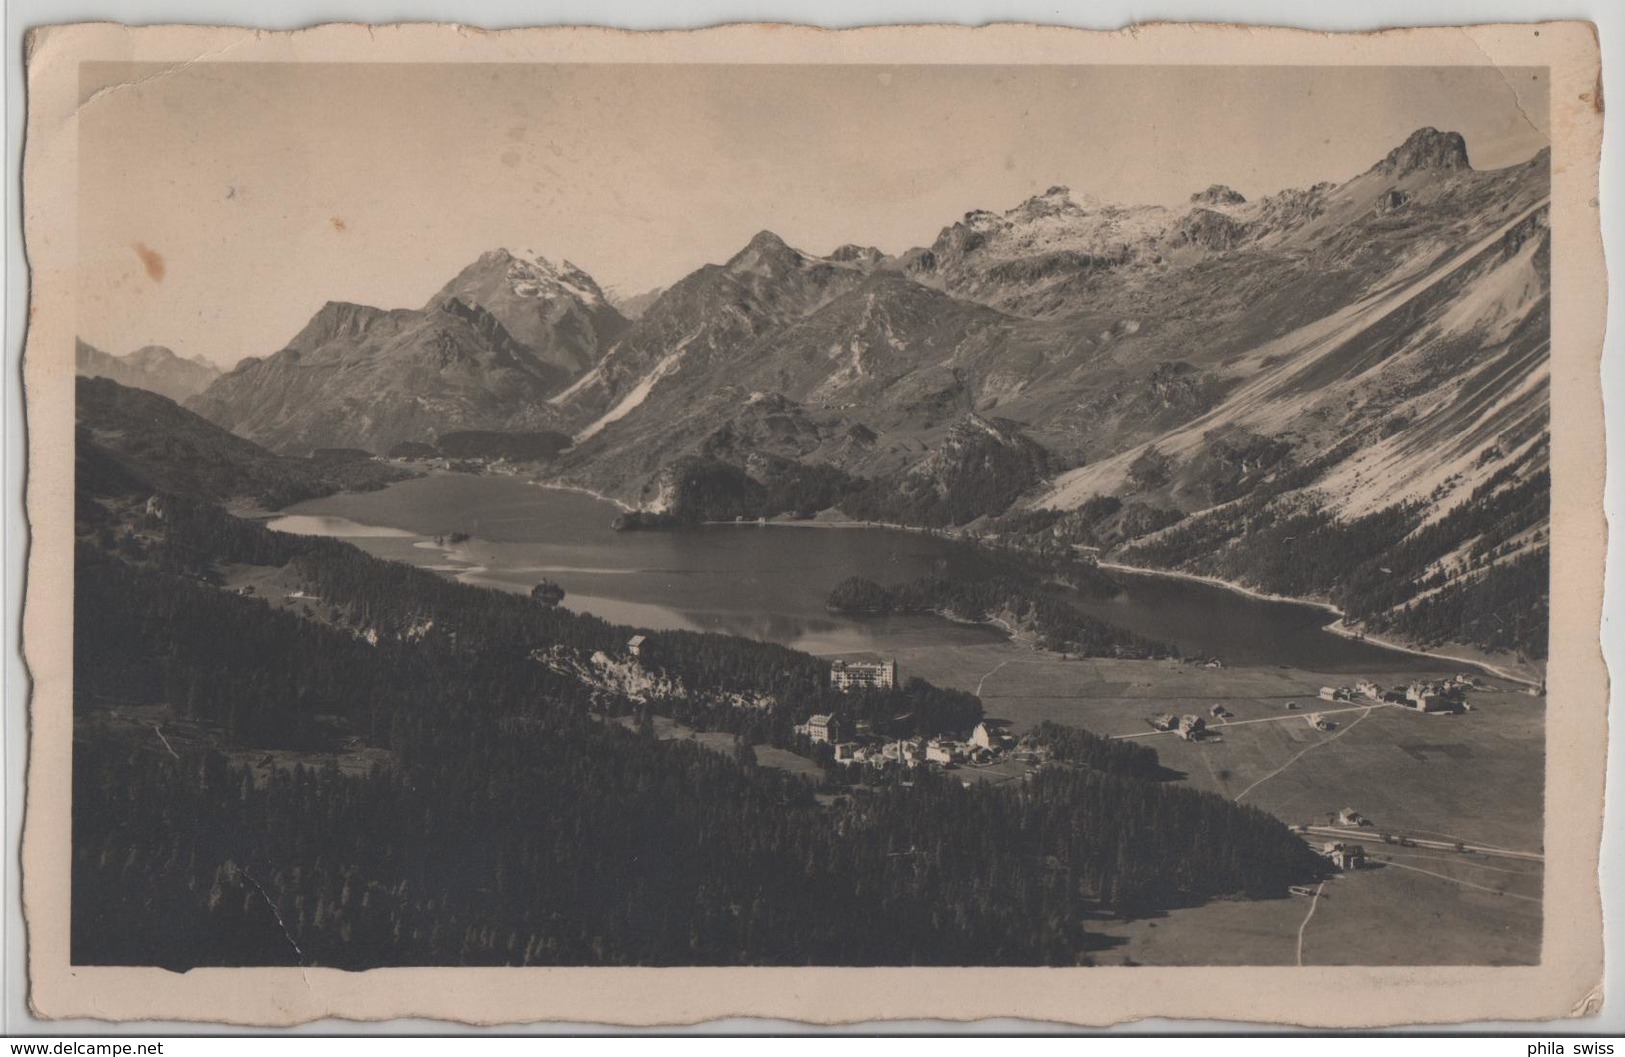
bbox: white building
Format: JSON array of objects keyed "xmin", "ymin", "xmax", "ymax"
[
  {"xmin": 970, "ymin": 721, "xmax": 1011, "ymax": 751},
  {"xmin": 1404, "ymin": 682, "xmax": 1455, "ymax": 713},
  {"xmin": 830, "ymin": 658, "xmax": 898, "ymax": 692},
  {"xmin": 794, "ymin": 714, "xmax": 840, "ymax": 744}
]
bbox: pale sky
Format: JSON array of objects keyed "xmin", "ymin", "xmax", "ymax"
[{"xmin": 76, "ymin": 63, "xmax": 1549, "ymax": 366}]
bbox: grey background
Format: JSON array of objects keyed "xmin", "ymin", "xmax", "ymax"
[{"xmin": 4, "ymin": 0, "xmax": 1620, "ymax": 1037}]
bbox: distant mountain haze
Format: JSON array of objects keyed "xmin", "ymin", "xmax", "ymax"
[
  {"xmin": 606, "ymin": 285, "xmax": 668, "ymax": 321},
  {"xmin": 75, "ymin": 339, "xmax": 222, "ymax": 403}
]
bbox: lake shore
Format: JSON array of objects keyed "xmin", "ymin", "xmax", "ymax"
[
  {"xmin": 275, "ymin": 474, "xmax": 1521, "ymax": 679},
  {"xmin": 1097, "ymin": 560, "xmax": 1342, "ymax": 615},
  {"xmin": 510, "ymin": 491, "xmax": 1524, "ymax": 680},
  {"xmin": 698, "ymin": 511, "xmax": 943, "ymax": 536},
  {"xmin": 1321, "ymin": 620, "xmax": 1542, "ymax": 688},
  {"xmin": 532, "ymin": 478, "xmax": 636, "ymax": 513},
  {"xmin": 1098, "ymin": 560, "xmax": 1541, "ymax": 689}
]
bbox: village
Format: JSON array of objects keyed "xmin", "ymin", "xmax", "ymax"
[
  {"xmin": 767, "ymin": 652, "xmax": 1523, "ymax": 801},
  {"xmin": 788, "ymin": 657, "xmax": 1041, "ymax": 779},
  {"xmin": 1140, "ymin": 672, "xmax": 1491, "ymax": 741},
  {"xmin": 784, "ymin": 653, "xmax": 1549, "ymax": 893},
  {"xmin": 578, "ymin": 634, "xmax": 1540, "ymax": 897}
]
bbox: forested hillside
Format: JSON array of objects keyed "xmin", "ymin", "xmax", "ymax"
[
  {"xmin": 78, "ymin": 376, "xmax": 409, "ymax": 509},
  {"xmin": 72, "ymin": 389, "xmax": 1329, "ymax": 967}
]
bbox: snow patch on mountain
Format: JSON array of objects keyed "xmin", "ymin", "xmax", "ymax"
[
  {"xmin": 574, "ymin": 332, "xmax": 699, "ymax": 443},
  {"xmin": 500, "ymin": 248, "xmax": 608, "ymax": 306}
]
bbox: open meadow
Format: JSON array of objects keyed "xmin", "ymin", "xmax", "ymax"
[
  {"xmin": 885, "ymin": 638, "xmax": 1545, "ymax": 965},
  {"xmin": 1098, "ymin": 847, "xmax": 1541, "ymax": 967}
]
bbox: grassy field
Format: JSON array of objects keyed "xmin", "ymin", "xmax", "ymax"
[
  {"xmin": 886, "ymin": 638, "xmax": 1545, "ymax": 965},
  {"xmin": 892, "ymin": 641, "xmax": 1542, "ymax": 848},
  {"xmin": 1099, "ymin": 848, "xmax": 1541, "ymax": 967}
]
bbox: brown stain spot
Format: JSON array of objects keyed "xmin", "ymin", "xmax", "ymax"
[
  {"xmin": 330, "ymin": 217, "xmax": 348, "ymax": 233},
  {"xmin": 132, "ymin": 242, "xmax": 165, "ymax": 282},
  {"xmin": 501, "ymin": 151, "xmax": 521, "ymax": 168}
]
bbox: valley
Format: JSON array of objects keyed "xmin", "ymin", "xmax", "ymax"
[
  {"xmin": 67, "ymin": 117, "xmax": 1553, "ymax": 971},
  {"xmin": 269, "ymin": 470, "xmax": 1544, "ymax": 965}
]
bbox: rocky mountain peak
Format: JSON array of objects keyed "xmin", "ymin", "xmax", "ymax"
[
  {"xmin": 1190, "ymin": 184, "xmax": 1247, "ymax": 207},
  {"xmin": 289, "ymin": 301, "xmax": 390, "ymax": 352},
  {"xmin": 744, "ymin": 230, "xmax": 791, "ymax": 251},
  {"xmin": 125, "ymin": 344, "xmax": 180, "ymax": 367},
  {"xmin": 1007, "ymin": 185, "xmax": 1089, "ymax": 222},
  {"xmin": 828, "ymin": 244, "xmax": 885, "ymax": 265},
  {"xmin": 725, "ymin": 230, "xmax": 807, "ymax": 278},
  {"xmin": 1371, "ymin": 127, "xmax": 1471, "ymax": 178},
  {"xmin": 470, "ymin": 247, "xmax": 609, "ymax": 306},
  {"xmin": 423, "ymin": 248, "xmax": 627, "ymax": 378}
]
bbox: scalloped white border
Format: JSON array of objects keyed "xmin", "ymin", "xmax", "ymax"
[{"xmin": 17, "ymin": 19, "xmax": 1608, "ymax": 1028}]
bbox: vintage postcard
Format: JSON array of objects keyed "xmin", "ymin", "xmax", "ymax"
[{"xmin": 20, "ymin": 20, "xmax": 1607, "ymax": 1027}]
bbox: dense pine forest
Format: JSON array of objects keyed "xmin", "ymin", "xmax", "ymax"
[
  {"xmin": 658, "ymin": 455, "xmax": 865, "ymax": 524},
  {"xmin": 71, "ymin": 383, "xmax": 1330, "ymax": 968},
  {"xmin": 826, "ymin": 570, "xmax": 1171, "ymax": 659},
  {"xmin": 1114, "ymin": 464, "xmax": 1549, "ymax": 660}
]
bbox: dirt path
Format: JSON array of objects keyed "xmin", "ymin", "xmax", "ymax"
[
  {"xmin": 1382, "ymin": 860, "xmax": 1541, "ymax": 903},
  {"xmin": 974, "ymin": 658, "xmax": 1014, "ymax": 697},
  {"xmin": 1116, "ymin": 701, "xmax": 1394, "ymax": 741},
  {"xmin": 1377, "ymin": 850, "xmax": 1535, "ymax": 877},
  {"xmin": 151, "ymin": 724, "xmax": 180, "ymax": 759},
  {"xmin": 1232, "ymin": 706, "xmax": 1378, "ymax": 804},
  {"xmin": 1296, "ymin": 881, "xmax": 1327, "ymax": 966}
]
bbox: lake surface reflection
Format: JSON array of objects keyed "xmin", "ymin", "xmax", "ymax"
[{"xmin": 272, "ymin": 473, "xmax": 1438, "ymax": 672}]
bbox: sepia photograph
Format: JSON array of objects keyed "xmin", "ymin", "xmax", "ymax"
[{"xmin": 18, "ymin": 19, "xmax": 1608, "ymax": 1028}]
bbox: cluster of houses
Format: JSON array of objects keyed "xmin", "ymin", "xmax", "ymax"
[
  {"xmin": 1147, "ymin": 713, "xmax": 1210, "ymax": 740},
  {"xmin": 802, "ymin": 656, "xmax": 1022, "ymax": 770},
  {"xmin": 795, "ymin": 714, "xmax": 1024, "ymax": 771},
  {"xmin": 1317, "ymin": 675, "xmax": 1476, "ymax": 714},
  {"xmin": 1320, "ymin": 841, "xmax": 1369, "ymax": 871}
]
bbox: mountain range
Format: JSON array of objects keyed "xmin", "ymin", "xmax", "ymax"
[
  {"xmin": 184, "ymin": 249, "xmax": 628, "ymax": 454},
  {"xmin": 90, "ymin": 127, "xmax": 1550, "ymax": 655},
  {"xmin": 76, "ymin": 339, "xmax": 221, "ymax": 403},
  {"xmin": 540, "ymin": 127, "xmax": 1548, "ymax": 531}
]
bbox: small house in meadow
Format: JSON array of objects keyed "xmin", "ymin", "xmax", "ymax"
[{"xmin": 1321, "ymin": 842, "xmax": 1368, "ymax": 871}]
